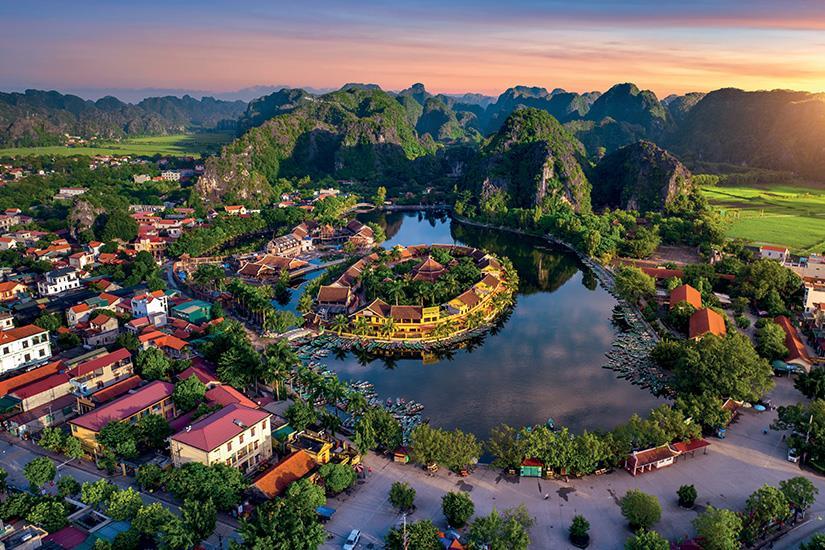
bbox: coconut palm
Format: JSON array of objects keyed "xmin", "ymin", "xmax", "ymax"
[
  {"xmin": 466, "ymin": 311, "xmax": 485, "ymax": 330},
  {"xmin": 346, "ymin": 391, "xmax": 369, "ymax": 416},
  {"xmin": 325, "ymin": 378, "xmax": 348, "ymax": 417},
  {"xmin": 381, "ymin": 318, "xmax": 397, "ymax": 338},
  {"xmin": 262, "ymin": 340, "xmax": 298, "ymax": 400},
  {"xmin": 330, "ymin": 314, "xmax": 350, "ymax": 336},
  {"xmin": 387, "ymin": 280, "xmax": 406, "ymax": 306},
  {"xmin": 353, "ymin": 317, "xmax": 371, "ymax": 337}
]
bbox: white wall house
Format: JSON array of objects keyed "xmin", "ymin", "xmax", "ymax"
[
  {"xmin": 804, "ymin": 282, "xmax": 825, "ymax": 314},
  {"xmin": 0, "ymin": 325, "xmax": 52, "ymax": 374},
  {"xmin": 759, "ymin": 245, "xmax": 790, "ymax": 264},
  {"xmin": 130, "ymin": 290, "xmax": 169, "ymax": 327},
  {"xmin": 37, "ymin": 267, "xmax": 81, "ymax": 296}
]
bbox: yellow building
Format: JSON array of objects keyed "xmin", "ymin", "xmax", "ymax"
[
  {"xmin": 287, "ymin": 431, "xmax": 333, "ymax": 464},
  {"xmin": 69, "ymin": 380, "xmax": 176, "ymax": 452},
  {"xmin": 170, "ymin": 404, "xmax": 272, "ymax": 473}
]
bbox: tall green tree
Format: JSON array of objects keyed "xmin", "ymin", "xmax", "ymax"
[
  {"xmin": 693, "ymin": 506, "xmax": 742, "ymax": 550},
  {"xmin": 182, "ymin": 498, "xmax": 217, "ymax": 544},
  {"xmin": 442, "ymin": 491, "xmax": 475, "ymax": 528},
  {"xmin": 23, "ymin": 457, "xmax": 56, "ymax": 490},
  {"xmin": 173, "ymin": 375, "xmax": 207, "ymax": 412}
]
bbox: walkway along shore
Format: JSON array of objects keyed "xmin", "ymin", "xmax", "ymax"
[{"xmin": 452, "ymin": 214, "xmax": 669, "ymax": 395}]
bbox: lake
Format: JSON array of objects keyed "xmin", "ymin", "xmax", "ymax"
[{"xmin": 319, "ymin": 210, "xmax": 661, "ymax": 438}]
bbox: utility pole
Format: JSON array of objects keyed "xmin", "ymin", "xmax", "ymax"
[{"xmin": 402, "ymin": 512, "xmax": 408, "ymax": 550}]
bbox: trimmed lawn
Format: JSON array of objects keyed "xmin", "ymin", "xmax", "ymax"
[
  {"xmin": 0, "ymin": 132, "xmax": 234, "ymax": 158},
  {"xmin": 702, "ymin": 183, "xmax": 825, "ymax": 254}
]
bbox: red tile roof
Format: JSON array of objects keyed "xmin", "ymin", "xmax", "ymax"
[
  {"xmin": 689, "ymin": 308, "xmax": 727, "ymax": 339},
  {"xmin": 12, "ymin": 373, "xmax": 70, "ymax": 399},
  {"xmin": 774, "ymin": 315, "xmax": 811, "ymax": 366},
  {"xmin": 177, "ymin": 366, "xmax": 218, "ymax": 386},
  {"xmin": 761, "ymin": 245, "xmax": 789, "ymax": 253},
  {"xmin": 641, "ymin": 267, "xmax": 684, "ymax": 279},
  {"xmin": 669, "ymin": 284, "xmax": 702, "ymax": 310},
  {"xmin": 672, "ymin": 439, "xmax": 711, "ymax": 453},
  {"xmin": 0, "ymin": 324, "xmax": 46, "ymax": 345},
  {"xmin": 71, "ymin": 380, "xmax": 174, "ymax": 432},
  {"xmin": 627, "ymin": 444, "xmax": 680, "ymax": 469},
  {"xmin": 317, "ymin": 285, "xmax": 350, "ymax": 303},
  {"xmin": 252, "ymin": 450, "xmax": 316, "ymax": 498},
  {"xmin": 90, "ymin": 375, "xmax": 143, "ymax": 404},
  {"xmin": 69, "ymin": 348, "xmax": 131, "ymax": 378},
  {"xmin": 205, "ymin": 385, "xmax": 258, "ymax": 409},
  {"xmin": 171, "ymin": 403, "xmax": 270, "ymax": 452},
  {"xmin": 0, "ymin": 361, "xmax": 62, "ymax": 396}
]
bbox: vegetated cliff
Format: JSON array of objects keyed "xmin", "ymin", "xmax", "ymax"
[
  {"xmin": 0, "ymin": 90, "xmax": 246, "ymax": 146},
  {"xmin": 467, "ymin": 108, "xmax": 591, "ymax": 212},
  {"xmin": 483, "ymin": 86, "xmax": 601, "ymax": 133},
  {"xmin": 591, "ymin": 140, "xmax": 692, "ymax": 213},
  {"xmin": 662, "ymin": 92, "xmax": 706, "ymax": 126},
  {"xmin": 235, "ymin": 88, "xmax": 313, "ymax": 133},
  {"xmin": 196, "ymin": 88, "xmax": 437, "ymax": 205},
  {"xmin": 665, "ymin": 88, "xmax": 825, "ymax": 179}
]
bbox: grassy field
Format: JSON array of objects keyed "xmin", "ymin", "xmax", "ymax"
[
  {"xmin": 701, "ymin": 183, "xmax": 825, "ymax": 254},
  {"xmin": 0, "ymin": 132, "xmax": 234, "ymax": 158}
]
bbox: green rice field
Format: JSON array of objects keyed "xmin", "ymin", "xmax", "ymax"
[
  {"xmin": 0, "ymin": 132, "xmax": 234, "ymax": 158},
  {"xmin": 701, "ymin": 183, "xmax": 825, "ymax": 254}
]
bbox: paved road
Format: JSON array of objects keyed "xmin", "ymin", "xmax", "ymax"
[
  {"xmin": 321, "ymin": 377, "xmax": 825, "ymax": 549},
  {"xmin": 0, "ymin": 435, "xmax": 240, "ymax": 548}
]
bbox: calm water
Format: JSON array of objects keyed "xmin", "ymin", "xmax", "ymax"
[{"xmin": 327, "ymin": 211, "xmax": 661, "ymax": 438}]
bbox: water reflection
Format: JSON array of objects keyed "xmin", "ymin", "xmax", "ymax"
[{"xmin": 329, "ymin": 211, "xmax": 661, "ymax": 438}]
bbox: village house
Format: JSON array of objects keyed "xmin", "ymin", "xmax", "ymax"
[
  {"xmin": 803, "ymin": 280, "xmax": 825, "ymax": 314},
  {"xmin": 774, "ymin": 315, "xmax": 813, "ymax": 372},
  {"xmin": 316, "ymin": 285, "xmax": 355, "ymax": 317},
  {"xmin": 224, "ymin": 205, "xmax": 247, "ymax": 216},
  {"xmin": 0, "ymin": 236, "xmax": 16, "ymax": 250},
  {"xmin": 133, "ymin": 236, "xmax": 168, "ymax": 260},
  {"xmin": 669, "ymin": 284, "xmax": 702, "ymax": 310},
  {"xmin": 69, "ymin": 380, "xmax": 176, "ymax": 452},
  {"xmin": 55, "ymin": 187, "xmax": 87, "ymax": 200},
  {"xmin": 37, "ymin": 267, "xmax": 81, "ymax": 296},
  {"xmin": 759, "ymin": 245, "xmax": 790, "ymax": 264},
  {"xmin": 130, "ymin": 290, "xmax": 169, "ymax": 326},
  {"xmin": 75, "ymin": 375, "xmax": 143, "ymax": 415},
  {"xmin": 251, "ymin": 449, "xmax": 318, "ymax": 500},
  {"xmin": 80, "ymin": 314, "xmax": 119, "ymax": 348},
  {"xmin": 0, "ymin": 312, "xmax": 14, "ymax": 331},
  {"xmin": 169, "ymin": 404, "xmax": 272, "ymax": 473},
  {"xmin": 0, "ymin": 281, "xmax": 28, "ymax": 302},
  {"xmin": 68, "ymin": 251, "xmax": 94, "ymax": 270},
  {"xmin": 238, "ymin": 254, "xmax": 309, "ymax": 280},
  {"xmin": 67, "ymin": 348, "xmax": 134, "ymax": 398},
  {"xmin": 160, "ymin": 169, "xmax": 181, "ymax": 182},
  {"xmin": 688, "ymin": 308, "xmax": 727, "ymax": 340},
  {"xmin": 0, "ymin": 325, "xmax": 52, "ymax": 374},
  {"xmin": 170, "ymin": 300, "xmax": 212, "ymax": 324},
  {"xmin": 266, "ymin": 234, "xmax": 305, "ymax": 257},
  {"xmin": 138, "ymin": 331, "xmax": 191, "ymax": 359},
  {"xmin": 0, "ymin": 360, "xmax": 75, "ymax": 436}
]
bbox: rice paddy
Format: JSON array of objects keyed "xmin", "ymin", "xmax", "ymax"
[
  {"xmin": 701, "ymin": 183, "xmax": 825, "ymax": 254},
  {"xmin": 0, "ymin": 132, "xmax": 234, "ymax": 158}
]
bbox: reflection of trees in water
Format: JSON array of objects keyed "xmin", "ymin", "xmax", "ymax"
[
  {"xmin": 358, "ymin": 210, "xmax": 450, "ymax": 242},
  {"xmin": 450, "ymin": 223, "xmax": 581, "ymax": 294}
]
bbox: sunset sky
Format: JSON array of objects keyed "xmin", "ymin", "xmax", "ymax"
[{"xmin": 3, "ymin": 0, "xmax": 825, "ymax": 99}]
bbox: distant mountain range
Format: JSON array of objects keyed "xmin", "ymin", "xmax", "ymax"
[{"xmin": 3, "ymin": 82, "xmax": 825, "ymax": 186}]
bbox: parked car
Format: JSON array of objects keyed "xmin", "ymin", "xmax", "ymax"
[
  {"xmin": 787, "ymin": 448, "xmax": 800, "ymax": 463},
  {"xmin": 343, "ymin": 529, "xmax": 361, "ymax": 550}
]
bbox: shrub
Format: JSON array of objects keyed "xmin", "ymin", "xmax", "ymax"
[
  {"xmin": 569, "ymin": 514, "xmax": 590, "ymax": 547},
  {"xmin": 620, "ymin": 490, "xmax": 661, "ymax": 530},
  {"xmin": 677, "ymin": 485, "xmax": 697, "ymax": 508},
  {"xmin": 735, "ymin": 315, "xmax": 751, "ymax": 329},
  {"xmin": 625, "ymin": 529, "xmax": 669, "ymax": 550}
]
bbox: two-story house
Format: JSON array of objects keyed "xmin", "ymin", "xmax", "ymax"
[
  {"xmin": 130, "ymin": 290, "xmax": 169, "ymax": 327},
  {"xmin": 81, "ymin": 314, "xmax": 120, "ymax": 348},
  {"xmin": 0, "ymin": 325, "xmax": 52, "ymax": 374},
  {"xmin": 69, "ymin": 380, "xmax": 176, "ymax": 452},
  {"xmin": 68, "ymin": 348, "xmax": 134, "ymax": 398},
  {"xmin": 37, "ymin": 267, "xmax": 81, "ymax": 296},
  {"xmin": 170, "ymin": 404, "xmax": 272, "ymax": 473}
]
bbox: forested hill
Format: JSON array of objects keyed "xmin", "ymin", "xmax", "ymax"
[{"xmin": 0, "ymin": 90, "xmax": 247, "ymax": 146}]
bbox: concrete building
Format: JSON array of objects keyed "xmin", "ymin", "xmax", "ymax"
[
  {"xmin": 37, "ymin": 267, "xmax": 80, "ymax": 296},
  {"xmin": 759, "ymin": 245, "xmax": 790, "ymax": 263},
  {"xmin": 69, "ymin": 380, "xmax": 176, "ymax": 452},
  {"xmin": 0, "ymin": 325, "xmax": 51, "ymax": 374},
  {"xmin": 803, "ymin": 280, "xmax": 825, "ymax": 314},
  {"xmin": 170, "ymin": 404, "xmax": 272, "ymax": 473},
  {"xmin": 68, "ymin": 348, "xmax": 134, "ymax": 398},
  {"xmin": 130, "ymin": 290, "xmax": 169, "ymax": 327}
]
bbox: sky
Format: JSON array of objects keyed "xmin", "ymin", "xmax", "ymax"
[{"xmin": 3, "ymin": 0, "xmax": 825, "ymax": 100}]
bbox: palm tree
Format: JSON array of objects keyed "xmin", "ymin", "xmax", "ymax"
[
  {"xmin": 262, "ymin": 340, "xmax": 298, "ymax": 400},
  {"xmin": 387, "ymin": 280, "xmax": 405, "ymax": 306},
  {"xmin": 325, "ymin": 378, "xmax": 348, "ymax": 417},
  {"xmin": 353, "ymin": 317, "xmax": 371, "ymax": 337},
  {"xmin": 466, "ymin": 311, "xmax": 484, "ymax": 330},
  {"xmin": 330, "ymin": 314, "xmax": 350, "ymax": 336},
  {"xmin": 381, "ymin": 318, "xmax": 397, "ymax": 338},
  {"xmin": 346, "ymin": 391, "xmax": 369, "ymax": 416}
]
